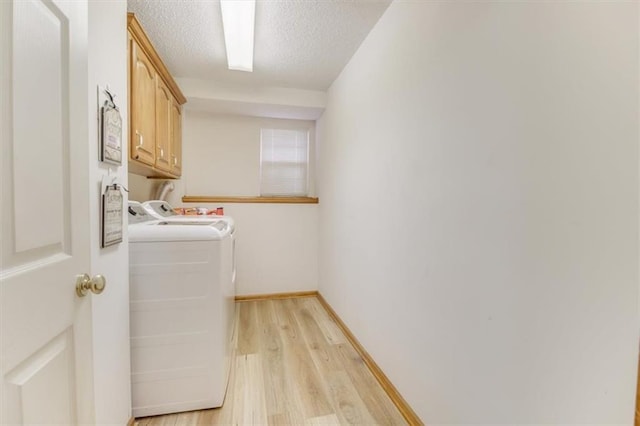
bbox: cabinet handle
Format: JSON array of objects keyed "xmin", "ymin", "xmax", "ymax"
[
  {"xmin": 135, "ymin": 131, "xmax": 143, "ymax": 149},
  {"xmin": 160, "ymin": 148, "xmax": 164, "ymax": 158}
]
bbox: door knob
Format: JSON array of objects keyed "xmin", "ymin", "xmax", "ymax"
[{"xmin": 76, "ymin": 274, "xmax": 106, "ymax": 297}]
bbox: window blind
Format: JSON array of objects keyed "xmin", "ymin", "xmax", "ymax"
[{"xmin": 260, "ymin": 129, "xmax": 309, "ymax": 196}]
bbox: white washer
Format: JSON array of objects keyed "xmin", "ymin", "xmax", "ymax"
[
  {"xmin": 128, "ymin": 202, "xmax": 235, "ymax": 417},
  {"xmin": 142, "ymin": 200, "xmax": 237, "ymax": 288},
  {"xmin": 142, "ymin": 200, "xmax": 235, "ymax": 232}
]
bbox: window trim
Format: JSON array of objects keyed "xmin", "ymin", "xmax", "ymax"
[{"xmin": 181, "ymin": 196, "xmax": 318, "ymax": 204}]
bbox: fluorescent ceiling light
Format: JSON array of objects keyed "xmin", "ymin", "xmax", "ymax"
[{"xmin": 220, "ymin": 0, "xmax": 256, "ymax": 72}]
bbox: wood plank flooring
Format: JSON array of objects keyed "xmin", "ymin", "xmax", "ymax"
[{"xmin": 135, "ymin": 297, "xmax": 407, "ymax": 425}]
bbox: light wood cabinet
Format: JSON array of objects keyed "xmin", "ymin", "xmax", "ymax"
[
  {"xmin": 170, "ymin": 99, "xmax": 182, "ymax": 176},
  {"xmin": 128, "ymin": 13, "xmax": 186, "ymax": 178},
  {"xmin": 154, "ymin": 77, "xmax": 172, "ymax": 173},
  {"xmin": 130, "ymin": 39, "xmax": 156, "ymax": 167}
]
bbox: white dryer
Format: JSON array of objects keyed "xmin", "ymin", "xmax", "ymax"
[{"xmin": 128, "ymin": 202, "xmax": 235, "ymax": 417}]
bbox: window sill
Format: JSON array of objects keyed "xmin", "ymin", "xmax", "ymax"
[{"xmin": 182, "ymin": 195, "xmax": 319, "ymax": 204}]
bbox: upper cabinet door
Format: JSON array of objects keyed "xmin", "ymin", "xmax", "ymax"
[
  {"xmin": 130, "ymin": 38, "xmax": 155, "ymax": 166},
  {"xmin": 154, "ymin": 77, "xmax": 172, "ymax": 172},
  {"xmin": 170, "ymin": 99, "xmax": 182, "ymax": 176}
]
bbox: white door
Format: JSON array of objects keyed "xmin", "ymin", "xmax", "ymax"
[{"xmin": 1, "ymin": 0, "xmax": 97, "ymax": 424}]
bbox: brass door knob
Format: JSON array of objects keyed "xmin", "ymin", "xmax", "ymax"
[{"xmin": 76, "ymin": 274, "xmax": 106, "ymax": 297}]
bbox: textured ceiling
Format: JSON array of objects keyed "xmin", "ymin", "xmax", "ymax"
[{"xmin": 127, "ymin": 0, "xmax": 391, "ymax": 91}]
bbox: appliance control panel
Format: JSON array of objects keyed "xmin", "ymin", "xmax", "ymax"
[
  {"xmin": 128, "ymin": 202, "xmax": 154, "ymax": 224},
  {"xmin": 149, "ymin": 201, "xmax": 178, "ymax": 217}
]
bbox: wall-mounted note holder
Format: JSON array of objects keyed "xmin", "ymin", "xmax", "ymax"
[
  {"xmin": 98, "ymin": 85, "xmax": 123, "ymax": 165},
  {"xmin": 101, "ymin": 174, "xmax": 123, "ymax": 248}
]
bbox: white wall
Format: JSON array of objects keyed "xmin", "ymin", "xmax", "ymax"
[
  {"xmin": 180, "ymin": 202, "xmax": 318, "ymax": 296},
  {"xmin": 88, "ymin": 2, "xmax": 131, "ymax": 423},
  {"xmin": 317, "ymin": 2, "xmax": 639, "ymax": 424},
  {"xmin": 127, "ymin": 173, "xmax": 153, "ymax": 204},
  {"xmin": 182, "ymin": 111, "xmax": 318, "ymax": 295},
  {"xmin": 183, "ymin": 111, "xmax": 317, "ymax": 197},
  {"xmin": 176, "ymin": 77, "xmax": 326, "ymax": 120}
]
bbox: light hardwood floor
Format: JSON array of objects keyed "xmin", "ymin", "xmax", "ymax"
[{"xmin": 135, "ymin": 297, "xmax": 407, "ymax": 425}]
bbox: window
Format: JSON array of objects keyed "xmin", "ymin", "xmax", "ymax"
[{"xmin": 260, "ymin": 128, "xmax": 309, "ymax": 196}]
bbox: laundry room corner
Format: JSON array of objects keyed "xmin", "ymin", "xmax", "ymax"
[{"xmin": 128, "ymin": 110, "xmax": 319, "ymax": 297}]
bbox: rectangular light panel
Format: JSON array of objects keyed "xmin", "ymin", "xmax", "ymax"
[{"xmin": 220, "ymin": 0, "xmax": 255, "ymax": 72}]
